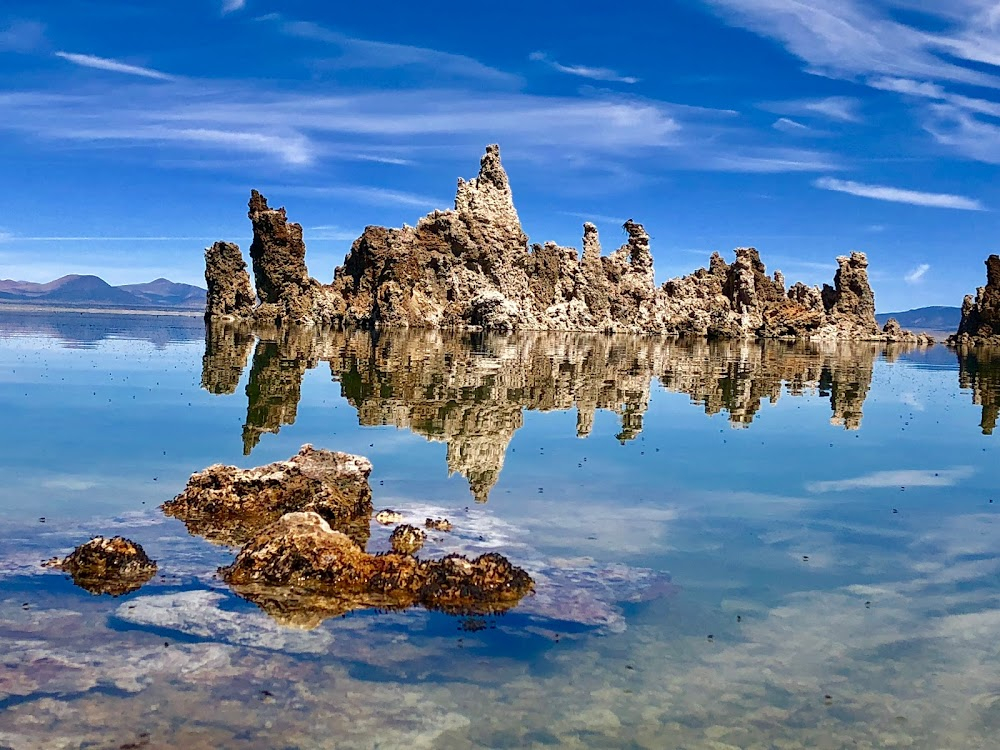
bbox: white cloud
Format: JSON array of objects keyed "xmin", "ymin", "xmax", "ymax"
[
  {"xmin": 772, "ymin": 117, "xmax": 810, "ymax": 133},
  {"xmin": 706, "ymin": 149, "xmax": 840, "ymax": 173},
  {"xmin": 807, "ymin": 466, "xmax": 975, "ymax": 493},
  {"xmin": 528, "ymin": 51, "xmax": 639, "ymax": 84},
  {"xmin": 702, "ymin": 0, "xmax": 1000, "ymax": 88},
  {"xmin": 764, "ymin": 96, "xmax": 862, "ymax": 123},
  {"xmin": 54, "ymin": 52, "xmax": 176, "ymax": 81},
  {"xmin": 814, "ymin": 177, "xmax": 985, "ymax": 210},
  {"xmin": 0, "ymin": 48, "xmax": 839, "ymax": 176},
  {"xmin": 221, "ymin": 0, "xmax": 246, "ymax": 12},
  {"xmin": 904, "ymin": 263, "xmax": 930, "ymax": 283}
]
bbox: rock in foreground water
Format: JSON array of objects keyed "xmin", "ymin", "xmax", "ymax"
[
  {"xmin": 47, "ymin": 536, "xmax": 157, "ymax": 596},
  {"xmin": 162, "ymin": 444, "xmax": 373, "ymax": 547},
  {"xmin": 221, "ymin": 512, "xmax": 533, "ymax": 623}
]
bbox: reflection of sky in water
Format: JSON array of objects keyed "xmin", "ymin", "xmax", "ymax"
[{"xmin": 1, "ymin": 316, "xmax": 1000, "ymax": 748}]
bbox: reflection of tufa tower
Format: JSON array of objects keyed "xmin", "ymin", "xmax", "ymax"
[
  {"xmin": 956, "ymin": 346, "xmax": 1000, "ymax": 435},
  {"xmin": 202, "ymin": 325, "xmax": 910, "ymax": 502}
]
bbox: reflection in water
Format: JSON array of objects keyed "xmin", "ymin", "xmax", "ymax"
[
  {"xmin": 201, "ymin": 321, "xmax": 254, "ymax": 395},
  {"xmin": 957, "ymin": 346, "xmax": 1000, "ymax": 434},
  {"xmin": 0, "ymin": 311, "xmax": 203, "ymax": 348},
  {"xmin": 203, "ymin": 326, "xmax": 915, "ymax": 502}
]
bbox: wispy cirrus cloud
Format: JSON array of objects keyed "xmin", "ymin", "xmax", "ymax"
[
  {"xmin": 221, "ymin": 0, "xmax": 246, "ymax": 13},
  {"xmin": 54, "ymin": 51, "xmax": 176, "ymax": 81},
  {"xmin": 814, "ymin": 177, "xmax": 984, "ymax": 210},
  {"xmin": 772, "ymin": 117, "xmax": 811, "ymax": 134},
  {"xmin": 528, "ymin": 51, "xmax": 639, "ymax": 84},
  {"xmin": 275, "ymin": 185, "xmax": 444, "ymax": 209},
  {"xmin": 701, "ymin": 0, "xmax": 1000, "ymax": 88},
  {"xmin": 275, "ymin": 19, "xmax": 519, "ymax": 86},
  {"xmin": 763, "ymin": 96, "xmax": 862, "ymax": 123},
  {"xmin": 703, "ymin": 0, "xmax": 1000, "ymax": 167},
  {"xmin": 904, "ymin": 263, "xmax": 930, "ymax": 283}
]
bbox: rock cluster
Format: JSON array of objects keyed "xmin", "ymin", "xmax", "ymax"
[
  {"xmin": 221, "ymin": 511, "xmax": 534, "ymax": 618},
  {"xmin": 162, "ymin": 444, "xmax": 373, "ymax": 547},
  {"xmin": 951, "ymin": 255, "xmax": 1000, "ymax": 346},
  {"xmin": 204, "ymin": 145, "xmax": 916, "ymax": 341},
  {"xmin": 157, "ymin": 447, "xmax": 534, "ymax": 625},
  {"xmin": 46, "ymin": 536, "xmax": 158, "ymax": 596}
]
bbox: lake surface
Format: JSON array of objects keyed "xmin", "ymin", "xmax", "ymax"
[{"xmin": 1, "ymin": 312, "xmax": 999, "ymax": 749}]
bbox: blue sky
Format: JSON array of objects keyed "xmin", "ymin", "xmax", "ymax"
[{"xmin": 2, "ymin": 1, "xmax": 1000, "ymax": 311}]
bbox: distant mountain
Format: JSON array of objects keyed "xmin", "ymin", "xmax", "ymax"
[
  {"xmin": 118, "ymin": 278, "xmax": 206, "ymax": 308},
  {"xmin": 0, "ymin": 274, "xmax": 206, "ymax": 310},
  {"xmin": 876, "ymin": 306, "xmax": 961, "ymax": 332}
]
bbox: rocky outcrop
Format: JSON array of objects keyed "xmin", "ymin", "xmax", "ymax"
[
  {"xmin": 204, "ymin": 145, "xmax": 911, "ymax": 341},
  {"xmin": 162, "ymin": 445, "xmax": 373, "ymax": 547},
  {"xmin": 951, "ymin": 255, "xmax": 1000, "ymax": 346},
  {"xmin": 45, "ymin": 536, "xmax": 157, "ymax": 596},
  {"xmin": 220, "ymin": 511, "xmax": 534, "ymax": 619},
  {"xmin": 204, "ymin": 241, "xmax": 255, "ymax": 320}
]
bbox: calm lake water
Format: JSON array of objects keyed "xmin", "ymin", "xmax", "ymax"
[{"xmin": 1, "ymin": 311, "xmax": 999, "ymax": 749}]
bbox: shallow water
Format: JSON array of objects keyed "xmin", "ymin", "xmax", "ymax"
[{"xmin": 1, "ymin": 313, "xmax": 999, "ymax": 749}]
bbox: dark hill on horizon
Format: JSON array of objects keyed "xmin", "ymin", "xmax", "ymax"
[
  {"xmin": 875, "ymin": 306, "xmax": 961, "ymax": 333},
  {"xmin": 0, "ymin": 275, "xmax": 206, "ymax": 311}
]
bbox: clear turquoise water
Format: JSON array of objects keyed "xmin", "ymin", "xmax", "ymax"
[{"xmin": 1, "ymin": 313, "xmax": 999, "ymax": 749}]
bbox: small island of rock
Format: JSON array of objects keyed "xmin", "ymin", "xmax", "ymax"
[{"xmin": 205, "ymin": 144, "xmax": 928, "ymax": 342}]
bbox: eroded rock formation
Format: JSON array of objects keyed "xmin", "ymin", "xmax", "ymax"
[
  {"xmin": 162, "ymin": 445, "xmax": 373, "ymax": 547},
  {"xmin": 204, "ymin": 241, "xmax": 255, "ymax": 321},
  {"xmin": 45, "ymin": 536, "xmax": 157, "ymax": 596},
  {"xmin": 951, "ymin": 255, "xmax": 1000, "ymax": 346},
  {"xmin": 220, "ymin": 511, "xmax": 534, "ymax": 622},
  {"xmin": 204, "ymin": 145, "xmax": 917, "ymax": 340}
]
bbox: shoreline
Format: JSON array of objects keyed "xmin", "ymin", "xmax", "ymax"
[{"xmin": 0, "ymin": 303, "xmax": 202, "ymax": 318}]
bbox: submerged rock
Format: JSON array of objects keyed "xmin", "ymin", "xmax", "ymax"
[
  {"xmin": 425, "ymin": 518, "xmax": 453, "ymax": 532},
  {"xmin": 221, "ymin": 511, "xmax": 534, "ymax": 623},
  {"xmin": 46, "ymin": 536, "xmax": 157, "ymax": 596},
  {"xmin": 162, "ymin": 445, "xmax": 373, "ymax": 547},
  {"xmin": 951, "ymin": 255, "xmax": 1000, "ymax": 346},
  {"xmin": 389, "ymin": 524, "xmax": 427, "ymax": 554},
  {"xmin": 204, "ymin": 144, "xmax": 915, "ymax": 341}
]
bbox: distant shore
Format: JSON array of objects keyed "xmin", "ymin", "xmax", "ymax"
[{"xmin": 0, "ymin": 303, "xmax": 202, "ymax": 317}]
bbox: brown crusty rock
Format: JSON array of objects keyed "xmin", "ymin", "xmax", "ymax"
[
  {"xmin": 951, "ymin": 255, "xmax": 1000, "ymax": 346},
  {"xmin": 220, "ymin": 511, "xmax": 534, "ymax": 623},
  {"xmin": 46, "ymin": 536, "xmax": 157, "ymax": 596},
  {"xmin": 162, "ymin": 444, "xmax": 373, "ymax": 547},
  {"xmin": 204, "ymin": 241, "xmax": 255, "ymax": 320},
  {"xmin": 205, "ymin": 144, "xmax": 914, "ymax": 341}
]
